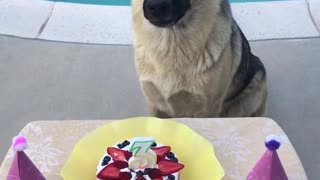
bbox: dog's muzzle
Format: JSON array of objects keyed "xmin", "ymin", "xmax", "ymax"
[{"xmin": 143, "ymin": 0, "xmax": 190, "ymax": 27}]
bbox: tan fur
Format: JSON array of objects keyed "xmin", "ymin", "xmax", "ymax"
[{"xmin": 132, "ymin": 0, "xmax": 267, "ymax": 118}]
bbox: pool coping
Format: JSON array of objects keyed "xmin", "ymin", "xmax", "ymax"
[{"xmin": 0, "ymin": 0, "xmax": 319, "ymax": 45}]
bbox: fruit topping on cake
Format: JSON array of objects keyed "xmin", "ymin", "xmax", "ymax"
[{"xmin": 97, "ymin": 137, "xmax": 184, "ymax": 180}]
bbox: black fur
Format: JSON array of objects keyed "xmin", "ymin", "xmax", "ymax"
[
  {"xmin": 219, "ymin": 0, "xmax": 231, "ymax": 19},
  {"xmin": 227, "ymin": 23, "xmax": 266, "ymax": 101}
]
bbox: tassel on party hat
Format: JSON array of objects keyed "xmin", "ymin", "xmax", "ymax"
[
  {"xmin": 7, "ymin": 135, "xmax": 46, "ymax": 180},
  {"xmin": 247, "ymin": 134, "xmax": 288, "ymax": 180}
]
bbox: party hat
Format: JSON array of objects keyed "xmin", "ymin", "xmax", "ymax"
[
  {"xmin": 7, "ymin": 135, "xmax": 46, "ymax": 180},
  {"xmin": 247, "ymin": 134, "xmax": 288, "ymax": 180}
]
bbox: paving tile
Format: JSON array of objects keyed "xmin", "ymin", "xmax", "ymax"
[
  {"xmin": 0, "ymin": 0, "xmax": 54, "ymax": 38},
  {"xmin": 232, "ymin": 0, "xmax": 319, "ymax": 40},
  {"xmin": 308, "ymin": 0, "xmax": 320, "ymax": 31},
  {"xmin": 40, "ymin": 3, "xmax": 132, "ymax": 44}
]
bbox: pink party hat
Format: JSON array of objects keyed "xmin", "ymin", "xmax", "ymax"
[
  {"xmin": 7, "ymin": 135, "xmax": 46, "ymax": 180},
  {"xmin": 247, "ymin": 134, "xmax": 288, "ymax": 180}
]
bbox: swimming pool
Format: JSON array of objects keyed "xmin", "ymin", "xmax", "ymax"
[{"xmin": 53, "ymin": 0, "xmax": 285, "ymax": 6}]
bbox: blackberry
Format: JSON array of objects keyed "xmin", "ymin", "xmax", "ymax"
[
  {"xmin": 101, "ymin": 161, "xmax": 108, "ymax": 166},
  {"xmin": 144, "ymin": 168, "xmax": 152, "ymax": 175},
  {"xmin": 101, "ymin": 156, "xmax": 111, "ymax": 166},
  {"xmin": 170, "ymin": 157, "xmax": 178, "ymax": 162},
  {"xmin": 167, "ymin": 152, "xmax": 175, "ymax": 158},
  {"xmin": 168, "ymin": 174, "xmax": 175, "ymax": 180},
  {"xmin": 151, "ymin": 142, "xmax": 157, "ymax": 147},
  {"xmin": 136, "ymin": 171, "xmax": 144, "ymax": 177},
  {"xmin": 117, "ymin": 143, "xmax": 124, "ymax": 149},
  {"xmin": 122, "ymin": 140, "xmax": 130, "ymax": 147}
]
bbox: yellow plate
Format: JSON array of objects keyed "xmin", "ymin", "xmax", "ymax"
[{"xmin": 61, "ymin": 117, "xmax": 224, "ymax": 180}]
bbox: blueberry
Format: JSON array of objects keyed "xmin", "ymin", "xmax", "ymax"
[
  {"xmin": 122, "ymin": 140, "xmax": 130, "ymax": 146},
  {"xmin": 103, "ymin": 156, "xmax": 111, "ymax": 162},
  {"xmin": 117, "ymin": 143, "xmax": 124, "ymax": 149},
  {"xmin": 168, "ymin": 174, "xmax": 175, "ymax": 180},
  {"xmin": 101, "ymin": 156, "xmax": 111, "ymax": 166},
  {"xmin": 167, "ymin": 152, "xmax": 175, "ymax": 158},
  {"xmin": 151, "ymin": 142, "xmax": 157, "ymax": 147},
  {"xmin": 144, "ymin": 168, "xmax": 152, "ymax": 175},
  {"xmin": 169, "ymin": 157, "xmax": 178, "ymax": 162},
  {"xmin": 136, "ymin": 171, "xmax": 144, "ymax": 176}
]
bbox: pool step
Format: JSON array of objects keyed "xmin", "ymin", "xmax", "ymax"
[{"xmin": 0, "ymin": 0, "xmax": 319, "ymax": 44}]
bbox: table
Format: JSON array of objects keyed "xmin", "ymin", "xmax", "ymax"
[{"xmin": 0, "ymin": 118, "xmax": 307, "ymax": 179}]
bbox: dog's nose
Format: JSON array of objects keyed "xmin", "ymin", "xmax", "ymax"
[{"xmin": 144, "ymin": 0, "xmax": 173, "ymax": 21}]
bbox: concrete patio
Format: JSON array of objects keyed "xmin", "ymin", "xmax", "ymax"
[{"xmin": 0, "ymin": 35, "xmax": 319, "ymax": 179}]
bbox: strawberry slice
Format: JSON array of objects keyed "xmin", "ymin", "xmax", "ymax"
[
  {"xmin": 97, "ymin": 163, "xmax": 120, "ymax": 179},
  {"xmin": 158, "ymin": 159, "xmax": 184, "ymax": 176},
  {"xmin": 119, "ymin": 172, "xmax": 132, "ymax": 180},
  {"xmin": 151, "ymin": 146, "xmax": 171, "ymax": 161},
  {"xmin": 148, "ymin": 168, "xmax": 162, "ymax": 179},
  {"xmin": 113, "ymin": 161, "xmax": 129, "ymax": 169},
  {"xmin": 151, "ymin": 178, "xmax": 162, "ymax": 180},
  {"xmin": 107, "ymin": 147, "xmax": 132, "ymax": 161}
]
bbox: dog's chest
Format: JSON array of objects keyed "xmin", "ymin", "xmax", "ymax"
[
  {"xmin": 141, "ymin": 69, "xmax": 210, "ymax": 115},
  {"xmin": 151, "ymin": 69, "xmax": 201, "ymax": 98}
]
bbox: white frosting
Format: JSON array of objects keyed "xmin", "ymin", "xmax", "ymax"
[{"xmin": 96, "ymin": 139, "xmax": 179, "ymax": 180}]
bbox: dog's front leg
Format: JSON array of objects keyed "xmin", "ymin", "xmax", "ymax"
[
  {"xmin": 149, "ymin": 105, "xmax": 171, "ymax": 118},
  {"xmin": 141, "ymin": 81, "xmax": 172, "ymax": 118}
]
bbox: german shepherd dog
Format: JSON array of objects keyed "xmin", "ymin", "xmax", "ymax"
[{"xmin": 132, "ymin": 0, "xmax": 267, "ymax": 118}]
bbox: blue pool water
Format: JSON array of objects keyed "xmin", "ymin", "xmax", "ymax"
[{"xmin": 53, "ymin": 0, "xmax": 281, "ymax": 6}]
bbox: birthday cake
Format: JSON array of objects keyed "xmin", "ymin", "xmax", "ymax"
[{"xmin": 96, "ymin": 137, "xmax": 184, "ymax": 180}]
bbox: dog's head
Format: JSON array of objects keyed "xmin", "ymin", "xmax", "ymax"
[
  {"xmin": 137, "ymin": 0, "xmax": 191, "ymax": 27},
  {"xmin": 133, "ymin": 0, "xmax": 229, "ymax": 29}
]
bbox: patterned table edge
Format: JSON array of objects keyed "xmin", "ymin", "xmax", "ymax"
[{"xmin": 0, "ymin": 117, "xmax": 307, "ymax": 179}]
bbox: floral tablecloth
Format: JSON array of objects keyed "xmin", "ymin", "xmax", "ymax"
[{"xmin": 0, "ymin": 118, "xmax": 307, "ymax": 179}]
